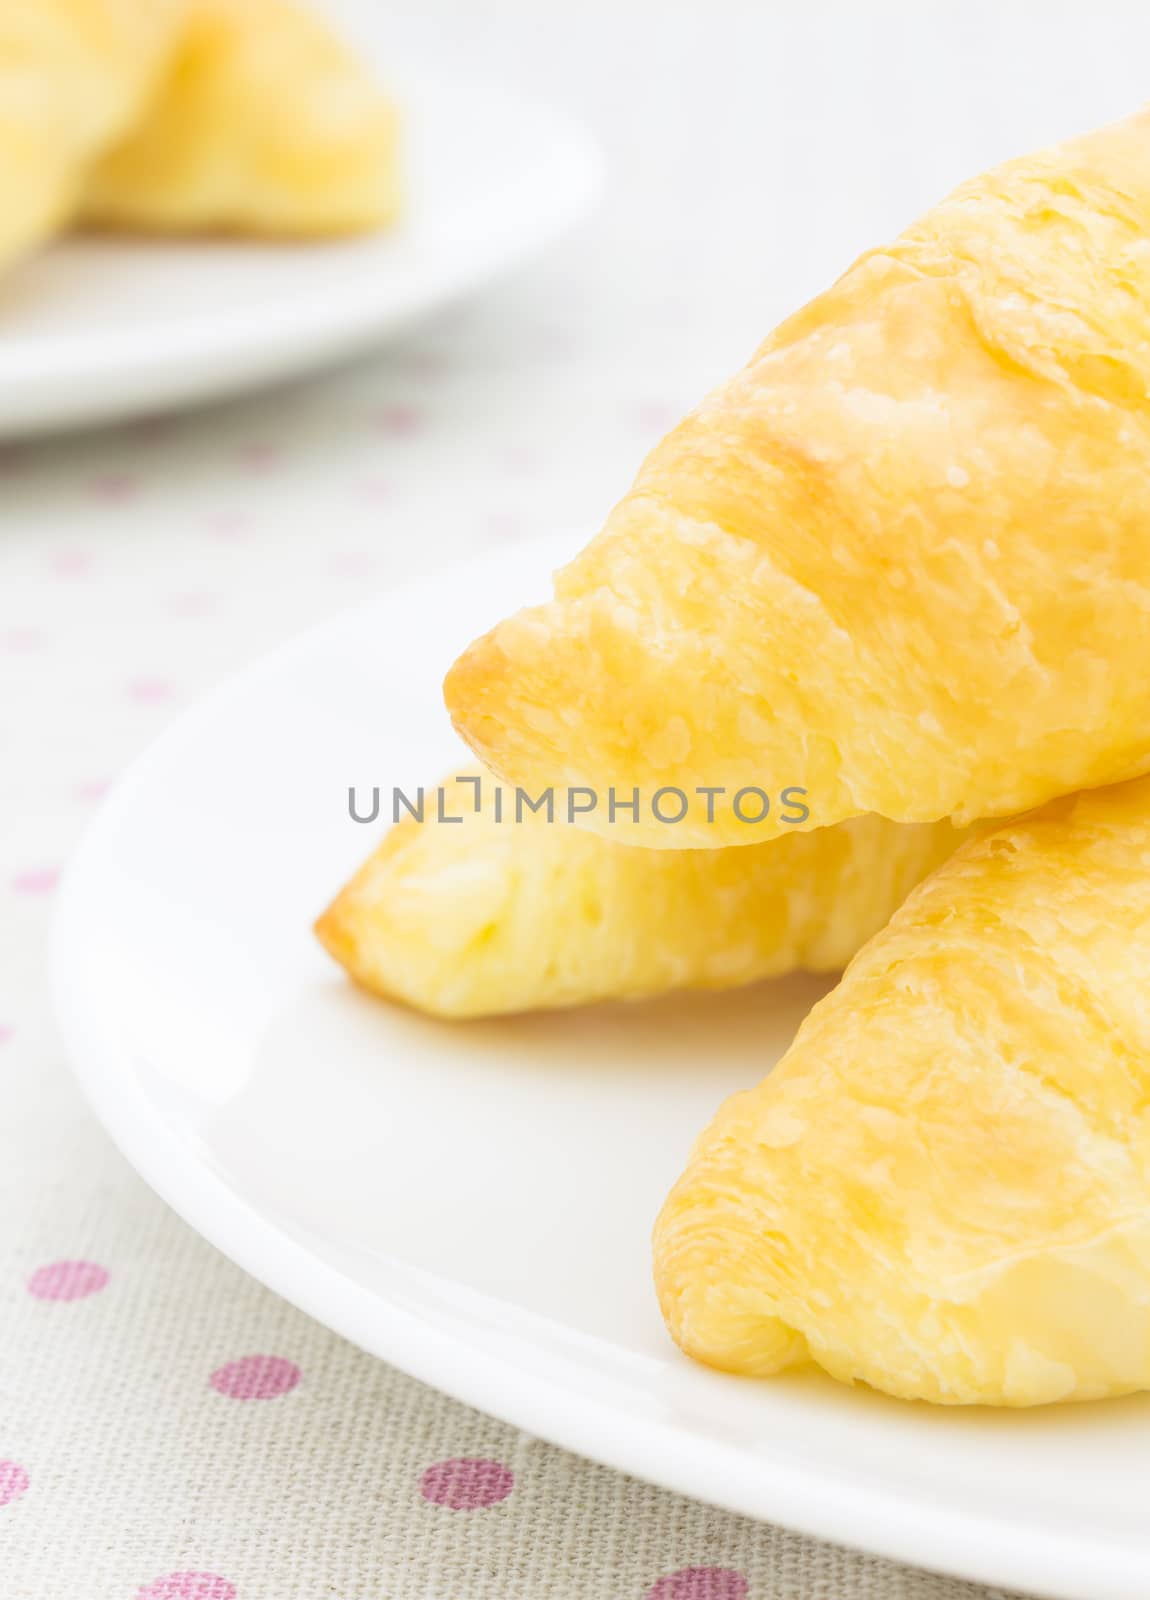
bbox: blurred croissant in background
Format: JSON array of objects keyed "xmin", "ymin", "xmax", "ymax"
[
  {"xmin": 81, "ymin": 0, "xmax": 400, "ymax": 236},
  {"xmin": 0, "ymin": 0, "xmax": 186, "ymax": 273},
  {"xmin": 0, "ymin": 0, "xmax": 399, "ymax": 284}
]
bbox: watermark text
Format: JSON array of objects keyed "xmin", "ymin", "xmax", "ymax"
[{"xmin": 347, "ymin": 780, "xmax": 810, "ymax": 829}]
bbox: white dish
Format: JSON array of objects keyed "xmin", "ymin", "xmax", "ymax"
[
  {"xmin": 0, "ymin": 59, "xmax": 599, "ymax": 437},
  {"xmin": 55, "ymin": 534, "xmax": 1150, "ymax": 1600}
]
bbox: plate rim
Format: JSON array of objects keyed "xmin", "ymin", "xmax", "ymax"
[{"xmin": 51, "ymin": 542, "xmax": 1149, "ymax": 1600}]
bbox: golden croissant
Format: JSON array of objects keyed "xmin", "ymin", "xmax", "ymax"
[
  {"xmin": 0, "ymin": 0, "xmax": 184, "ymax": 272},
  {"xmin": 655, "ymin": 776, "xmax": 1150, "ymax": 1406},
  {"xmin": 80, "ymin": 0, "xmax": 399, "ymax": 236},
  {"xmin": 447, "ymin": 105, "xmax": 1150, "ymax": 848},
  {"xmin": 315, "ymin": 773, "xmax": 969, "ymax": 1018}
]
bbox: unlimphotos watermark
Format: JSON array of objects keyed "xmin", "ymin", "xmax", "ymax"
[{"xmin": 347, "ymin": 779, "xmax": 810, "ymax": 828}]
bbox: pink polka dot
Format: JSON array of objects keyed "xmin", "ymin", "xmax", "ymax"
[
  {"xmin": 485, "ymin": 512, "xmax": 523, "ymax": 542},
  {"xmin": 0, "ymin": 1024, "xmax": 12, "ymax": 1045},
  {"xmin": 236, "ymin": 441, "xmax": 282, "ymax": 472},
  {"xmin": 375, "ymin": 404, "xmax": 422, "ymax": 435},
  {"xmin": 11, "ymin": 868, "xmax": 58, "ymax": 895},
  {"xmin": 127, "ymin": 678, "xmax": 174, "ymax": 705},
  {"xmin": 27, "ymin": 1260, "xmax": 109, "ymax": 1302},
  {"xmin": 419, "ymin": 1458, "xmax": 514, "ymax": 1510},
  {"xmin": 356, "ymin": 475, "xmax": 391, "ymax": 501},
  {"xmin": 645, "ymin": 1569, "xmax": 748, "ymax": 1600},
  {"xmin": 636, "ymin": 402, "xmax": 676, "ymax": 432},
  {"xmin": 0, "ymin": 1461, "xmax": 29, "ymax": 1508},
  {"xmin": 497, "ymin": 445, "xmax": 539, "ymax": 474},
  {"xmin": 76, "ymin": 779, "xmax": 110, "ymax": 804},
  {"xmin": 52, "ymin": 551, "xmax": 93, "ymax": 577},
  {"xmin": 0, "ymin": 626, "xmax": 42, "ymax": 652},
  {"xmin": 204, "ymin": 511, "xmax": 249, "ymax": 541},
  {"xmin": 168, "ymin": 592, "xmax": 216, "ymax": 618},
  {"xmin": 329, "ymin": 551, "xmax": 376, "ymax": 578},
  {"xmin": 88, "ymin": 472, "xmax": 138, "ymax": 502},
  {"xmin": 531, "ymin": 326, "xmax": 575, "ymax": 359},
  {"xmin": 136, "ymin": 1575, "xmax": 235, "ymax": 1600},
  {"xmin": 210, "ymin": 1355, "xmax": 300, "ymax": 1401}
]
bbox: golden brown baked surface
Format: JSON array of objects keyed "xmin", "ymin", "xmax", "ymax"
[
  {"xmin": 315, "ymin": 773, "xmax": 969, "ymax": 1018},
  {"xmin": 80, "ymin": 0, "xmax": 399, "ymax": 236},
  {"xmin": 447, "ymin": 107, "xmax": 1150, "ymax": 846},
  {"xmin": 654, "ymin": 776, "xmax": 1150, "ymax": 1405}
]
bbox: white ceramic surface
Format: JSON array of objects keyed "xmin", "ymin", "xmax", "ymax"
[
  {"xmin": 0, "ymin": 61, "xmax": 598, "ymax": 436},
  {"xmin": 54, "ymin": 535, "xmax": 1150, "ymax": 1600}
]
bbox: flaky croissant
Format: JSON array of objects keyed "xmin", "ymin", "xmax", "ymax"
[
  {"xmin": 315, "ymin": 773, "xmax": 969, "ymax": 1018},
  {"xmin": 0, "ymin": 0, "xmax": 184, "ymax": 272},
  {"xmin": 80, "ymin": 0, "xmax": 399, "ymax": 236},
  {"xmin": 447, "ymin": 105, "xmax": 1150, "ymax": 848},
  {"xmin": 654, "ymin": 776, "xmax": 1150, "ymax": 1406}
]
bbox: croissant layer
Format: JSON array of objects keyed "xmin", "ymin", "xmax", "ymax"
[
  {"xmin": 447, "ymin": 106, "xmax": 1150, "ymax": 846},
  {"xmin": 654, "ymin": 776, "xmax": 1150, "ymax": 1405},
  {"xmin": 315, "ymin": 773, "xmax": 969, "ymax": 1018}
]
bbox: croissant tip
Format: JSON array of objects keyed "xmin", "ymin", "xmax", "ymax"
[
  {"xmin": 443, "ymin": 632, "xmax": 517, "ymax": 774},
  {"xmin": 313, "ymin": 898, "xmax": 351, "ymax": 965}
]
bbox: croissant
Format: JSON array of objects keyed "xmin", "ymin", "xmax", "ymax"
[
  {"xmin": 80, "ymin": 0, "xmax": 399, "ymax": 236},
  {"xmin": 314, "ymin": 773, "xmax": 968, "ymax": 1018},
  {"xmin": 446, "ymin": 106, "xmax": 1150, "ymax": 848},
  {"xmin": 0, "ymin": 0, "xmax": 183, "ymax": 272},
  {"xmin": 654, "ymin": 776, "xmax": 1150, "ymax": 1406}
]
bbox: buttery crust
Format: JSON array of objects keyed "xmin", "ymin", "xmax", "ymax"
[
  {"xmin": 654, "ymin": 776, "xmax": 1150, "ymax": 1405},
  {"xmin": 446, "ymin": 106, "xmax": 1150, "ymax": 847},
  {"xmin": 80, "ymin": 0, "xmax": 399, "ymax": 236},
  {"xmin": 314, "ymin": 773, "xmax": 968, "ymax": 1019},
  {"xmin": 0, "ymin": 0, "xmax": 184, "ymax": 272}
]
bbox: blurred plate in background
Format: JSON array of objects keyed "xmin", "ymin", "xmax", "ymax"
[{"xmin": 0, "ymin": 62, "xmax": 599, "ymax": 437}]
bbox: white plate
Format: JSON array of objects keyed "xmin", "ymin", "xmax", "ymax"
[
  {"xmin": 54, "ymin": 534, "xmax": 1150, "ymax": 1600},
  {"xmin": 0, "ymin": 60, "xmax": 599, "ymax": 436}
]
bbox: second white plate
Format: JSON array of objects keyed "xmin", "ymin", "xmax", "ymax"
[
  {"xmin": 0, "ymin": 56, "xmax": 599, "ymax": 436},
  {"xmin": 55, "ymin": 535, "xmax": 1150, "ymax": 1600}
]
